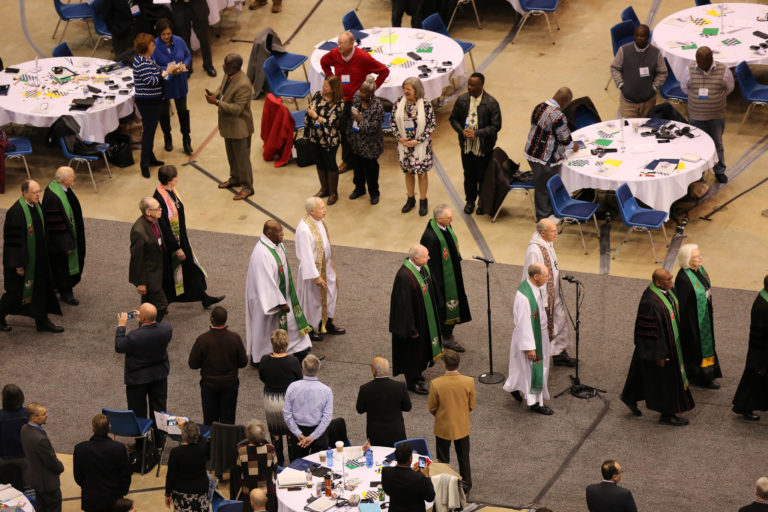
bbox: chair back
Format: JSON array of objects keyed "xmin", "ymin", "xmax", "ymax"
[
  {"xmin": 291, "ymin": 109, "xmax": 305, "ymax": 131},
  {"xmin": 735, "ymin": 61, "xmax": 759, "ymax": 99},
  {"xmin": 546, "ymin": 174, "xmax": 571, "ymax": 217},
  {"xmin": 616, "ymin": 183, "xmax": 640, "ymax": 225},
  {"xmin": 91, "ymin": 0, "xmax": 111, "ymax": 36},
  {"xmin": 53, "ymin": 42, "xmax": 73, "ymax": 58},
  {"xmin": 59, "ymin": 137, "xmax": 75, "ymax": 158},
  {"xmin": 422, "ymin": 13, "xmax": 450, "ymax": 37},
  {"xmin": 394, "ymin": 438, "xmax": 432, "ymax": 459},
  {"xmin": 217, "ymin": 503, "xmax": 244, "ymax": 512},
  {"xmin": 621, "ymin": 6, "xmax": 640, "ymax": 27},
  {"xmin": 695, "ymin": 0, "xmax": 711, "ymax": 5},
  {"xmin": 573, "ymin": 104, "xmax": 601, "ymax": 130},
  {"xmin": 53, "ymin": 0, "xmax": 66, "ymax": 18},
  {"xmin": 610, "ymin": 20, "xmax": 635, "ymax": 56},
  {"xmin": 519, "ymin": 0, "xmax": 558, "ymax": 10},
  {"xmin": 209, "ymin": 422, "xmax": 246, "ymax": 475},
  {"xmin": 342, "ymin": 10, "xmax": 363, "ymax": 31},
  {"xmin": 102, "ymin": 408, "xmax": 143, "ymax": 437},
  {"xmin": 0, "ymin": 464, "xmax": 23, "ymax": 488},
  {"xmin": 263, "ymin": 56, "xmax": 286, "ymax": 93}
]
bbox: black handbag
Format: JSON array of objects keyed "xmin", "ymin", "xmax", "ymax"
[
  {"xmin": 294, "ymin": 135, "xmax": 315, "ymax": 168},
  {"xmin": 104, "ymin": 132, "xmax": 135, "ymax": 167}
]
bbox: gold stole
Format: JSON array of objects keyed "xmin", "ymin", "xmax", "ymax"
[{"xmin": 303, "ymin": 215, "xmax": 334, "ymax": 329}]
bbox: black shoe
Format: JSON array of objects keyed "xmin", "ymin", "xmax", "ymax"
[
  {"xmin": 401, "ymin": 196, "xmax": 416, "ymax": 213},
  {"xmin": 464, "ymin": 201, "xmax": 475, "ymax": 214},
  {"xmin": 692, "ymin": 380, "xmax": 721, "ymax": 390},
  {"xmin": 715, "ymin": 173, "xmax": 728, "ymax": 183},
  {"xmin": 201, "ymin": 294, "xmax": 225, "ymax": 309},
  {"xmin": 419, "ymin": 199, "xmax": 428, "ymax": 216},
  {"xmin": 325, "ymin": 319, "xmax": 345, "ymax": 335},
  {"xmin": 249, "ymin": 360, "xmax": 260, "ymax": 369},
  {"xmin": 0, "ymin": 319, "xmax": 11, "ymax": 332},
  {"xmin": 62, "ymin": 296, "xmax": 79, "ymax": 306},
  {"xmin": 141, "ymin": 167, "xmax": 150, "ymax": 178},
  {"xmin": 443, "ymin": 339, "xmax": 465, "ymax": 353},
  {"xmin": 743, "ymin": 412, "xmax": 760, "ymax": 421},
  {"xmin": 553, "ymin": 351, "xmax": 577, "ymax": 367},
  {"xmin": 476, "ymin": 208, "xmax": 485, "ymax": 215},
  {"xmin": 530, "ymin": 404, "xmax": 554, "ymax": 415},
  {"xmin": 659, "ymin": 414, "xmax": 689, "ymax": 426},
  {"xmin": 370, "ymin": 194, "xmax": 380, "ymax": 205},
  {"xmin": 316, "ymin": 355, "xmax": 326, "ymax": 361},
  {"xmin": 621, "ymin": 396, "xmax": 642, "ymax": 416},
  {"xmin": 36, "ymin": 319, "xmax": 64, "ymax": 333},
  {"xmin": 149, "ymin": 158, "xmax": 165, "ymax": 167},
  {"xmin": 204, "ymin": 65, "xmax": 217, "ymax": 77},
  {"xmin": 183, "ymin": 138, "xmax": 194, "ymax": 155},
  {"xmin": 164, "ymin": 133, "xmax": 173, "ymax": 152},
  {"xmin": 309, "ymin": 331, "xmax": 324, "ymax": 342},
  {"xmin": 510, "ymin": 390, "xmax": 523, "ymax": 403},
  {"xmin": 349, "ymin": 190, "xmax": 365, "ymax": 200},
  {"xmin": 408, "ymin": 383, "xmax": 429, "ymax": 395}
]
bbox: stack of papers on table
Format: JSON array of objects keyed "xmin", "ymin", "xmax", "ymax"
[
  {"xmin": 344, "ymin": 446, "xmax": 364, "ymax": 460},
  {"xmin": 306, "ymin": 496, "xmax": 337, "ymax": 512},
  {"xmin": 277, "ymin": 468, "xmax": 307, "ymax": 488},
  {"xmin": 0, "ymin": 485, "xmax": 23, "ymax": 502}
]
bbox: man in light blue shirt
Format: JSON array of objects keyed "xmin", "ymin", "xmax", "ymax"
[{"xmin": 283, "ymin": 354, "xmax": 333, "ymax": 461}]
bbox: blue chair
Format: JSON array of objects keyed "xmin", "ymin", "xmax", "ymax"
[
  {"xmin": 266, "ymin": 34, "xmax": 308, "ymax": 80},
  {"xmin": 695, "ymin": 0, "xmax": 711, "ymax": 5},
  {"xmin": 342, "ymin": 10, "xmax": 364, "ymax": 31},
  {"xmin": 263, "ymin": 56, "xmax": 310, "ymax": 110},
  {"xmin": 659, "ymin": 57, "xmax": 686, "ymax": 103},
  {"xmin": 102, "ymin": 408, "xmax": 153, "ymax": 475},
  {"xmin": 291, "ymin": 109, "xmax": 306, "ymax": 132},
  {"xmin": 514, "ymin": 0, "xmax": 560, "ymax": 45},
  {"xmin": 621, "ymin": 6, "xmax": 640, "ymax": 27},
  {"xmin": 605, "ymin": 20, "xmax": 636, "ymax": 90},
  {"xmin": 217, "ymin": 503, "xmax": 244, "ymax": 512},
  {"xmin": 59, "ymin": 138, "xmax": 112, "ymax": 192},
  {"xmin": 546, "ymin": 174, "xmax": 600, "ymax": 254},
  {"xmin": 52, "ymin": 42, "xmax": 73, "ymax": 58},
  {"xmin": 5, "ymin": 137, "xmax": 33, "ymax": 179},
  {"xmin": 422, "ymin": 13, "xmax": 475, "ymax": 71},
  {"xmin": 614, "ymin": 183, "xmax": 668, "ymax": 262},
  {"xmin": 394, "ymin": 438, "xmax": 432, "ymax": 459},
  {"xmin": 735, "ymin": 61, "xmax": 768, "ymax": 132},
  {"xmin": 90, "ymin": 0, "xmax": 112, "ymax": 56},
  {"xmin": 572, "ymin": 104, "xmax": 601, "ymax": 130},
  {"xmin": 52, "ymin": 0, "xmax": 94, "ymax": 44},
  {"xmin": 212, "ymin": 491, "xmax": 241, "ymax": 512},
  {"xmin": 382, "ymin": 110, "xmax": 393, "ymax": 134},
  {"xmin": 492, "ymin": 179, "xmax": 536, "ymax": 222}
]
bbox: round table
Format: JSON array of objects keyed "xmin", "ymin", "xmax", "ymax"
[
  {"xmin": 561, "ymin": 118, "xmax": 717, "ymax": 217},
  {"xmin": 309, "ymin": 28, "xmax": 467, "ymax": 103},
  {"xmin": 653, "ymin": 3, "xmax": 768, "ymax": 80},
  {"xmin": 0, "ymin": 57, "xmax": 135, "ymax": 143}
]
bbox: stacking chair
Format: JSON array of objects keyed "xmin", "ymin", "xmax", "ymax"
[
  {"xmin": 605, "ymin": 20, "xmax": 635, "ymax": 90},
  {"xmin": 91, "ymin": 0, "xmax": 112, "ymax": 56},
  {"xmin": 515, "ymin": 0, "xmax": 560, "ymax": 45},
  {"xmin": 659, "ymin": 57, "xmax": 687, "ymax": 103},
  {"xmin": 447, "ymin": 0, "xmax": 482, "ymax": 30},
  {"xmin": 291, "ymin": 109, "xmax": 305, "ymax": 132},
  {"xmin": 735, "ymin": 62, "xmax": 768, "ymax": 132},
  {"xmin": 266, "ymin": 34, "xmax": 308, "ymax": 80},
  {"xmin": 263, "ymin": 56, "xmax": 310, "ymax": 110},
  {"xmin": 217, "ymin": 503, "xmax": 244, "ymax": 512},
  {"xmin": 422, "ymin": 14, "xmax": 475, "ymax": 71},
  {"xmin": 5, "ymin": 137, "xmax": 33, "ymax": 179},
  {"xmin": 102, "ymin": 408, "xmax": 154, "ymax": 475},
  {"xmin": 621, "ymin": 6, "xmax": 640, "ymax": 27},
  {"xmin": 695, "ymin": 0, "xmax": 711, "ymax": 5},
  {"xmin": 59, "ymin": 138, "xmax": 112, "ymax": 192},
  {"xmin": 342, "ymin": 10, "xmax": 364, "ymax": 31},
  {"xmin": 52, "ymin": 0, "xmax": 94, "ymax": 44},
  {"xmin": 211, "ymin": 490, "xmax": 241, "ymax": 512},
  {"xmin": 492, "ymin": 180, "xmax": 535, "ymax": 222},
  {"xmin": 382, "ymin": 110, "xmax": 393, "ymax": 134},
  {"xmin": 52, "ymin": 42, "xmax": 73, "ymax": 58},
  {"xmin": 614, "ymin": 183, "xmax": 669, "ymax": 263},
  {"xmin": 546, "ymin": 174, "xmax": 600, "ymax": 254},
  {"xmin": 394, "ymin": 438, "xmax": 432, "ymax": 459}
]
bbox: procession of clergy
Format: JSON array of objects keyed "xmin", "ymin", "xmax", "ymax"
[{"xmin": 3, "ymin": 170, "xmax": 768, "ymax": 425}]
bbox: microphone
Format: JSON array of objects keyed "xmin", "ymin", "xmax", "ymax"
[
  {"xmin": 562, "ymin": 274, "xmax": 581, "ymax": 284},
  {"xmin": 472, "ymin": 254, "xmax": 495, "ymax": 264}
]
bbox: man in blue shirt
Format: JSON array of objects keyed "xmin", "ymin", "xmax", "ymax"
[{"xmin": 283, "ymin": 354, "xmax": 333, "ymax": 461}]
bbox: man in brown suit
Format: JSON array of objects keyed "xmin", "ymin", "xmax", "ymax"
[
  {"xmin": 427, "ymin": 349, "xmax": 475, "ymax": 493},
  {"xmin": 129, "ymin": 197, "xmax": 168, "ymax": 321},
  {"xmin": 205, "ymin": 53, "xmax": 255, "ymax": 201}
]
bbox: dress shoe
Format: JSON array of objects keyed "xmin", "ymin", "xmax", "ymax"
[
  {"xmin": 271, "ymin": 1, "xmax": 282, "ymax": 12},
  {"xmin": 149, "ymin": 158, "xmax": 165, "ymax": 167},
  {"xmin": 464, "ymin": 201, "xmax": 475, "ymax": 214},
  {"xmin": 621, "ymin": 396, "xmax": 642, "ymax": 416},
  {"xmin": 408, "ymin": 383, "xmax": 429, "ymax": 395},
  {"xmin": 419, "ymin": 198, "xmax": 428, "ymax": 216},
  {"xmin": 510, "ymin": 390, "xmax": 523, "ymax": 403},
  {"xmin": 201, "ymin": 294, "xmax": 224, "ymax": 308},
  {"xmin": 349, "ymin": 189, "xmax": 365, "ymax": 200},
  {"xmin": 36, "ymin": 319, "xmax": 64, "ymax": 333},
  {"xmin": 62, "ymin": 296, "xmax": 79, "ymax": 306},
  {"xmin": 715, "ymin": 172, "xmax": 728, "ymax": 183},
  {"xmin": 164, "ymin": 133, "xmax": 173, "ymax": 152},
  {"xmin": 704, "ymin": 380, "xmax": 721, "ymax": 389},
  {"xmin": 443, "ymin": 339, "xmax": 465, "ymax": 353},
  {"xmin": 141, "ymin": 167, "xmax": 150, "ymax": 178},
  {"xmin": 249, "ymin": 360, "xmax": 260, "ymax": 369},
  {"xmin": 401, "ymin": 196, "xmax": 416, "ymax": 213},
  {"xmin": 338, "ymin": 162, "xmax": 350, "ymax": 174},
  {"xmin": 743, "ymin": 412, "xmax": 760, "ymax": 421},
  {"xmin": 218, "ymin": 180, "xmax": 236, "ymax": 189},
  {"xmin": 249, "ymin": 0, "xmax": 267, "ymax": 8},
  {"xmin": 327, "ymin": 193, "xmax": 338, "ymax": 206},
  {"xmin": 659, "ymin": 414, "xmax": 689, "ymax": 426},
  {"xmin": 325, "ymin": 319, "xmax": 345, "ymax": 335},
  {"xmin": 233, "ymin": 190, "xmax": 254, "ymax": 201},
  {"xmin": 0, "ymin": 319, "xmax": 11, "ymax": 332},
  {"xmin": 553, "ymin": 351, "xmax": 577, "ymax": 367},
  {"xmin": 529, "ymin": 404, "xmax": 554, "ymax": 415},
  {"xmin": 316, "ymin": 355, "xmax": 326, "ymax": 361},
  {"xmin": 204, "ymin": 65, "xmax": 217, "ymax": 77},
  {"xmin": 370, "ymin": 194, "xmax": 380, "ymax": 205},
  {"xmin": 309, "ymin": 331, "xmax": 324, "ymax": 342},
  {"xmin": 476, "ymin": 208, "xmax": 485, "ymax": 215},
  {"xmin": 315, "ymin": 188, "xmax": 329, "ymax": 198}
]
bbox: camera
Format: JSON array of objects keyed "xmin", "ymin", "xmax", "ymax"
[{"xmin": 127, "ymin": 311, "xmax": 137, "ymax": 319}]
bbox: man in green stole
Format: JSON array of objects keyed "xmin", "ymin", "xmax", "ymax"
[
  {"xmin": 621, "ymin": 269, "xmax": 695, "ymax": 426},
  {"xmin": 420, "ymin": 204, "xmax": 471, "ymax": 353},
  {"xmin": 0, "ymin": 180, "xmax": 63, "ymax": 332},
  {"xmin": 732, "ymin": 274, "xmax": 768, "ymax": 421}
]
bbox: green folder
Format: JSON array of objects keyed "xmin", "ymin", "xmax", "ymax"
[
  {"xmin": 682, "ymin": 43, "xmax": 698, "ymax": 50},
  {"xmin": 594, "ymin": 139, "xmax": 613, "ymax": 147},
  {"xmin": 702, "ymin": 28, "xmax": 718, "ymax": 36}
]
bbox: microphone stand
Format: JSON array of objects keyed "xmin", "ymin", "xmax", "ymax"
[{"xmin": 475, "ymin": 256, "xmax": 504, "ymax": 384}]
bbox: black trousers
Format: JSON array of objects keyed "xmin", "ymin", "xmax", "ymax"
[
  {"xmin": 392, "ymin": 0, "xmax": 423, "ymax": 27},
  {"xmin": 140, "ymin": 287, "xmax": 168, "ymax": 320},
  {"xmin": 312, "ymin": 143, "xmax": 339, "ymax": 171},
  {"xmin": 461, "ymin": 151, "xmax": 491, "ymax": 203},
  {"xmin": 287, "ymin": 424, "xmax": 329, "ymax": 462},
  {"xmin": 530, "ymin": 160, "xmax": 559, "ymax": 220},
  {"xmin": 435, "ymin": 435, "xmax": 471, "ymax": 490},
  {"xmin": 171, "ymin": 0, "xmax": 212, "ymax": 69},
  {"xmin": 126, "ymin": 378, "xmax": 168, "ymax": 445},
  {"xmin": 200, "ymin": 382, "xmax": 239, "ymax": 426},
  {"xmin": 352, "ymin": 155, "xmax": 380, "ymax": 196},
  {"xmin": 338, "ymin": 103, "xmax": 353, "ymax": 169},
  {"xmin": 160, "ymin": 95, "xmax": 188, "ymax": 130},
  {"xmin": 33, "ymin": 488, "xmax": 62, "ymax": 512},
  {"xmin": 135, "ymin": 98, "xmax": 161, "ymax": 169}
]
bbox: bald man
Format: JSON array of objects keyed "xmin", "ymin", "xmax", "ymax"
[
  {"xmin": 249, "ymin": 488, "xmax": 267, "ymax": 511},
  {"xmin": 356, "ymin": 357, "xmax": 412, "ymax": 446},
  {"xmin": 389, "ymin": 245, "xmax": 444, "ymax": 395},
  {"xmin": 129, "ymin": 197, "xmax": 169, "ymax": 321},
  {"xmin": 621, "ymin": 269, "xmax": 695, "ymax": 426}
]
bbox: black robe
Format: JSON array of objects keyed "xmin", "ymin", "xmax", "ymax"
[
  {"xmin": 732, "ymin": 293, "xmax": 768, "ymax": 414},
  {"xmin": 153, "ymin": 188, "xmax": 208, "ymax": 302},
  {"xmin": 42, "ymin": 185, "xmax": 86, "ymax": 292},
  {"xmin": 389, "ymin": 263, "xmax": 443, "ymax": 382},
  {"xmin": 621, "ymin": 286, "xmax": 694, "ymax": 415},
  {"xmin": 420, "ymin": 222, "xmax": 471, "ymax": 326},
  {"xmin": 0, "ymin": 201, "xmax": 61, "ymax": 319},
  {"xmin": 675, "ymin": 268, "xmax": 722, "ymax": 383}
]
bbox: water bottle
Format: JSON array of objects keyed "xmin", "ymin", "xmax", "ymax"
[
  {"xmin": 365, "ymin": 449, "xmax": 373, "ymax": 468},
  {"xmin": 326, "ymin": 447, "xmax": 334, "ymax": 467},
  {"xmin": 305, "ymin": 468, "xmax": 312, "ymax": 487}
]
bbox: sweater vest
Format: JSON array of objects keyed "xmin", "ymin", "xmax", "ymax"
[
  {"xmin": 687, "ymin": 63, "xmax": 728, "ymax": 121},
  {"xmin": 621, "ymin": 44, "xmax": 660, "ymax": 103}
]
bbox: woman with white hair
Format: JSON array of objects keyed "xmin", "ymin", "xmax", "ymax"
[
  {"xmin": 232, "ymin": 419, "xmax": 277, "ymax": 512},
  {"xmin": 391, "ymin": 77, "xmax": 436, "ymax": 216},
  {"xmin": 674, "ymin": 243, "xmax": 721, "ymax": 389}
]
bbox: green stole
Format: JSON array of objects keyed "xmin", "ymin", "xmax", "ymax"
[
  {"xmin": 760, "ymin": 289, "xmax": 768, "ymax": 305},
  {"xmin": 683, "ymin": 266, "xmax": 714, "ymax": 367},
  {"xmin": 260, "ymin": 241, "xmax": 312, "ymax": 336},
  {"xmin": 403, "ymin": 258, "xmax": 443, "ymax": 362},
  {"xmin": 649, "ymin": 283, "xmax": 688, "ymax": 390},
  {"xmin": 47, "ymin": 180, "xmax": 79, "ymax": 276},
  {"xmin": 19, "ymin": 198, "xmax": 45, "ymax": 305},
  {"xmin": 429, "ymin": 219, "xmax": 461, "ymax": 325},
  {"xmin": 518, "ymin": 279, "xmax": 544, "ymax": 394}
]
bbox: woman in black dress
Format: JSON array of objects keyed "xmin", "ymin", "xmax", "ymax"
[
  {"xmin": 154, "ymin": 165, "xmax": 224, "ymax": 308},
  {"xmin": 165, "ymin": 420, "xmax": 210, "ymax": 512}
]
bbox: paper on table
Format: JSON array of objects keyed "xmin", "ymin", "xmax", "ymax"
[
  {"xmin": 706, "ymin": 9, "xmax": 720, "ymax": 17},
  {"xmin": 359, "ymin": 504, "xmax": 383, "ymax": 512},
  {"xmin": 277, "ymin": 468, "xmax": 308, "ymax": 487},
  {"xmin": 0, "ymin": 485, "xmax": 23, "ymax": 502},
  {"xmin": 702, "ymin": 28, "xmax": 719, "ymax": 36},
  {"xmin": 677, "ymin": 161, "xmax": 686, "ymax": 170},
  {"xmin": 379, "ymin": 34, "xmax": 400, "ymax": 44},
  {"xmin": 682, "ymin": 43, "xmax": 698, "ymax": 50},
  {"xmin": 680, "ymin": 152, "xmax": 701, "ymax": 162},
  {"xmin": 664, "ymin": 17, "xmax": 688, "ymax": 27},
  {"xmin": 307, "ymin": 496, "xmax": 337, "ymax": 512},
  {"xmin": 344, "ymin": 446, "xmax": 364, "ymax": 460},
  {"xmin": 603, "ymin": 159, "xmax": 622, "ymax": 167},
  {"xmin": 390, "ymin": 57, "xmax": 409, "ymax": 66},
  {"xmin": 594, "ymin": 139, "xmax": 613, "ymax": 147},
  {"xmin": 630, "ymin": 144, "xmax": 654, "ymax": 153}
]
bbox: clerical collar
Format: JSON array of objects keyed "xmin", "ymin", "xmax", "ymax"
[{"xmin": 408, "ymin": 258, "xmax": 421, "ymax": 271}]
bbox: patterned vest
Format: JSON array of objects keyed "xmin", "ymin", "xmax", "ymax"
[{"xmin": 687, "ymin": 62, "xmax": 728, "ymax": 121}]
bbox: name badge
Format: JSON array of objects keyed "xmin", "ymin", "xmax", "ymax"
[
  {"xmin": 130, "ymin": 4, "xmax": 140, "ymax": 16},
  {"xmin": 639, "ymin": 66, "xmax": 650, "ymax": 78},
  {"xmin": 464, "ymin": 116, "xmax": 470, "ymax": 127},
  {"xmin": 404, "ymin": 119, "xmax": 415, "ymax": 131},
  {"xmin": 341, "ymin": 74, "xmax": 351, "ymax": 84},
  {"xmin": 698, "ymin": 87, "xmax": 709, "ymax": 99},
  {"xmin": 352, "ymin": 120, "xmax": 360, "ymax": 132},
  {"xmin": 157, "ymin": 238, "xmax": 162, "ymax": 246}
]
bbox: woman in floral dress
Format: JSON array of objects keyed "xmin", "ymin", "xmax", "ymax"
[{"xmin": 306, "ymin": 76, "xmax": 344, "ymax": 205}]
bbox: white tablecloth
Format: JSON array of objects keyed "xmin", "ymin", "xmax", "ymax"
[
  {"xmin": 0, "ymin": 57, "xmax": 135, "ymax": 143},
  {"xmin": 309, "ymin": 28, "xmax": 467, "ymax": 103},
  {"xmin": 653, "ymin": 3, "xmax": 768, "ymax": 79},
  {"xmin": 561, "ymin": 118, "xmax": 717, "ymax": 216}
]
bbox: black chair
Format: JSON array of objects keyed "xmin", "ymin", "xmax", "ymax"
[{"xmin": 0, "ymin": 464, "xmax": 23, "ymax": 488}]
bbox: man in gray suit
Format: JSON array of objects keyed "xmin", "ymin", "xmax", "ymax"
[
  {"xmin": 20, "ymin": 402, "xmax": 64, "ymax": 512},
  {"xmin": 129, "ymin": 197, "xmax": 168, "ymax": 321},
  {"xmin": 205, "ymin": 53, "xmax": 255, "ymax": 201}
]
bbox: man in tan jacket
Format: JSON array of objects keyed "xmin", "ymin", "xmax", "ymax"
[
  {"xmin": 428, "ymin": 349, "xmax": 476, "ymax": 494},
  {"xmin": 205, "ymin": 53, "xmax": 255, "ymax": 200}
]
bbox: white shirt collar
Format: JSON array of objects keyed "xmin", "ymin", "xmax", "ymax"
[{"xmin": 408, "ymin": 258, "xmax": 421, "ymax": 271}]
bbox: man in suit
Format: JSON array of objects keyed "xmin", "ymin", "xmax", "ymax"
[
  {"xmin": 20, "ymin": 403, "xmax": 65, "ymax": 512},
  {"xmin": 205, "ymin": 53, "xmax": 255, "ymax": 201},
  {"xmin": 114, "ymin": 302, "xmax": 173, "ymax": 447},
  {"xmin": 382, "ymin": 442, "xmax": 435, "ymax": 512},
  {"xmin": 586, "ymin": 460, "xmax": 637, "ymax": 512},
  {"xmin": 739, "ymin": 477, "xmax": 768, "ymax": 512},
  {"xmin": 355, "ymin": 357, "xmax": 412, "ymax": 447},
  {"xmin": 73, "ymin": 414, "xmax": 131, "ymax": 512},
  {"xmin": 129, "ymin": 197, "xmax": 168, "ymax": 321},
  {"xmin": 427, "ymin": 349, "xmax": 475, "ymax": 493}
]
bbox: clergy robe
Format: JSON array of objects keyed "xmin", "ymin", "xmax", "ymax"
[
  {"xmin": 245, "ymin": 234, "xmax": 311, "ymax": 363},
  {"xmin": 42, "ymin": 183, "xmax": 86, "ymax": 296},
  {"xmin": 621, "ymin": 286, "xmax": 695, "ymax": 415},
  {"xmin": 419, "ymin": 221, "xmax": 471, "ymax": 327},
  {"xmin": 523, "ymin": 231, "xmax": 572, "ymax": 355},
  {"xmin": 389, "ymin": 262, "xmax": 443, "ymax": 385},
  {"xmin": 0, "ymin": 200, "xmax": 61, "ymax": 320},
  {"xmin": 503, "ymin": 279, "xmax": 551, "ymax": 406},
  {"xmin": 675, "ymin": 267, "xmax": 721, "ymax": 384},
  {"xmin": 295, "ymin": 216, "xmax": 337, "ymax": 329},
  {"xmin": 732, "ymin": 291, "xmax": 768, "ymax": 414}
]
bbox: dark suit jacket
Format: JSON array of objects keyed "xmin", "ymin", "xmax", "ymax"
[
  {"xmin": 19, "ymin": 424, "xmax": 64, "ymax": 492},
  {"xmin": 129, "ymin": 216, "xmax": 165, "ymax": 292},
  {"xmin": 448, "ymin": 91, "xmax": 502, "ymax": 156},
  {"xmin": 586, "ymin": 481, "xmax": 637, "ymax": 512},
  {"xmin": 382, "ymin": 465, "xmax": 435, "ymax": 512},
  {"xmin": 739, "ymin": 502, "xmax": 768, "ymax": 512},
  {"xmin": 73, "ymin": 434, "xmax": 131, "ymax": 512},
  {"xmin": 355, "ymin": 377, "xmax": 411, "ymax": 447},
  {"xmin": 115, "ymin": 322, "xmax": 173, "ymax": 386}
]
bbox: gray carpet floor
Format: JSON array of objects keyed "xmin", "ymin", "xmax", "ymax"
[{"xmin": 1, "ymin": 214, "xmax": 766, "ymax": 512}]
